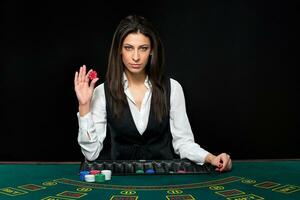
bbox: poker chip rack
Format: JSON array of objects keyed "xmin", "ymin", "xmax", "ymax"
[{"xmin": 80, "ymin": 159, "xmax": 214, "ymax": 175}]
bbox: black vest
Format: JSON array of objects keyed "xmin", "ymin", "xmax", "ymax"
[{"xmin": 99, "ymin": 78, "xmax": 177, "ymax": 160}]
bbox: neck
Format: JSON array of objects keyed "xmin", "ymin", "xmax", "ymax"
[{"xmin": 125, "ymin": 71, "xmax": 147, "ymax": 86}]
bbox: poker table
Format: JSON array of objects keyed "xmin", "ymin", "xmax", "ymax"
[{"xmin": 1, "ymin": 159, "xmax": 299, "ymax": 200}]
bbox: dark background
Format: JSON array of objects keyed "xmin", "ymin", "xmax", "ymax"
[{"xmin": 1, "ymin": 0, "xmax": 299, "ymax": 161}]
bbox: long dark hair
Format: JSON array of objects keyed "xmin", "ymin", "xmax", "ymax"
[{"xmin": 106, "ymin": 15, "xmax": 168, "ymax": 122}]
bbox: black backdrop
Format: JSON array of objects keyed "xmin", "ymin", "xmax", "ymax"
[{"xmin": 1, "ymin": 0, "xmax": 299, "ymax": 161}]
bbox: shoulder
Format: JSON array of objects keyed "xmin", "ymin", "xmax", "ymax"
[
  {"xmin": 169, "ymin": 77, "xmax": 183, "ymax": 92},
  {"xmin": 91, "ymin": 82, "xmax": 106, "ymax": 110},
  {"xmin": 169, "ymin": 78, "xmax": 186, "ymax": 107},
  {"xmin": 93, "ymin": 82, "xmax": 105, "ymax": 99}
]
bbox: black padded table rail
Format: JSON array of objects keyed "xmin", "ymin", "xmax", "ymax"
[{"xmin": 80, "ymin": 159, "xmax": 214, "ymax": 175}]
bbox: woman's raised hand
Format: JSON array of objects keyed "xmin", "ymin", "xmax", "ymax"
[{"xmin": 74, "ymin": 65, "xmax": 99, "ymax": 109}]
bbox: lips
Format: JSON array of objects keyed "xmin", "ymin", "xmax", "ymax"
[{"xmin": 130, "ymin": 64, "xmax": 142, "ymax": 68}]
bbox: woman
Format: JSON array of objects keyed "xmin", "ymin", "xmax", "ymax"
[{"xmin": 74, "ymin": 15, "xmax": 232, "ymax": 172}]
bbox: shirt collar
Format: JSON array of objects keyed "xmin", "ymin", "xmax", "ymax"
[{"xmin": 122, "ymin": 72, "xmax": 152, "ymax": 90}]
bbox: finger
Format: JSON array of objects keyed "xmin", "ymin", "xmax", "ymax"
[
  {"xmin": 227, "ymin": 159, "xmax": 232, "ymax": 170},
  {"xmin": 85, "ymin": 69, "xmax": 93, "ymax": 82},
  {"xmin": 83, "ymin": 64, "xmax": 86, "ymax": 75},
  {"xmin": 81, "ymin": 65, "xmax": 86, "ymax": 82},
  {"xmin": 227, "ymin": 158, "xmax": 232, "ymax": 170},
  {"xmin": 90, "ymin": 77, "xmax": 99, "ymax": 89},
  {"xmin": 216, "ymin": 157, "xmax": 222, "ymax": 167},
  {"xmin": 219, "ymin": 165, "xmax": 226, "ymax": 172},
  {"xmin": 78, "ymin": 66, "xmax": 83, "ymax": 83},
  {"xmin": 220, "ymin": 157, "xmax": 229, "ymax": 172},
  {"xmin": 74, "ymin": 71, "xmax": 78, "ymax": 85},
  {"xmin": 226, "ymin": 155, "xmax": 231, "ymax": 170}
]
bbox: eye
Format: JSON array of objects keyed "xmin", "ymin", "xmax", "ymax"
[
  {"xmin": 140, "ymin": 46, "xmax": 149, "ymax": 52},
  {"xmin": 124, "ymin": 46, "xmax": 133, "ymax": 51}
]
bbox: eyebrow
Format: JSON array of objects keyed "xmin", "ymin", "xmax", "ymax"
[{"xmin": 123, "ymin": 43, "xmax": 150, "ymax": 47}]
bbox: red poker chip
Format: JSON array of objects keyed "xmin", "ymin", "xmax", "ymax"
[
  {"xmin": 88, "ymin": 70, "xmax": 97, "ymax": 80},
  {"xmin": 90, "ymin": 170, "xmax": 101, "ymax": 175}
]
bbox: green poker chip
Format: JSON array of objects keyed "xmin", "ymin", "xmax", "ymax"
[{"xmin": 95, "ymin": 174, "xmax": 105, "ymax": 182}]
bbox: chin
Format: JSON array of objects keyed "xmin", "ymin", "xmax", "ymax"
[{"xmin": 127, "ymin": 68, "xmax": 146, "ymax": 74}]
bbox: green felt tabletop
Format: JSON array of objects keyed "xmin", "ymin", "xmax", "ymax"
[{"xmin": 0, "ymin": 160, "xmax": 299, "ymax": 199}]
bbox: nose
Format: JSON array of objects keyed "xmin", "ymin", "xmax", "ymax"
[{"xmin": 132, "ymin": 50, "xmax": 140, "ymax": 62}]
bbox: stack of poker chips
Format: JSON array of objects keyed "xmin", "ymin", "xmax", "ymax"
[{"xmin": 79, "ymin": 169, "xmax": 111, "ymax": 183}]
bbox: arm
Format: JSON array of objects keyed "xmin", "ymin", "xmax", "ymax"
[
  {"xmin": 169, "ymin": 78, "xmax": 232, "ymax": 171},
  {"xmin": 169, "ymin": 78, "xmax": 209, "ymax": 163},
  {"xmin": 77, "ymin": 84, "xmax": 107, "ymax": 161},
  {"xmin": 74, "ymin": 65, "xmax": 106, "ymax": 161}
]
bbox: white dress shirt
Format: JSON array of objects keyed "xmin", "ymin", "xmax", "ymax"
[{"xmin": 77, "ymin": 74, "xmax": 209, "ymax": 163}]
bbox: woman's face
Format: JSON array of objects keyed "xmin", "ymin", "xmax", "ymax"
[{"xmin": 121, "ymin": 32, "xmax": 152, "ymax": 76}]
